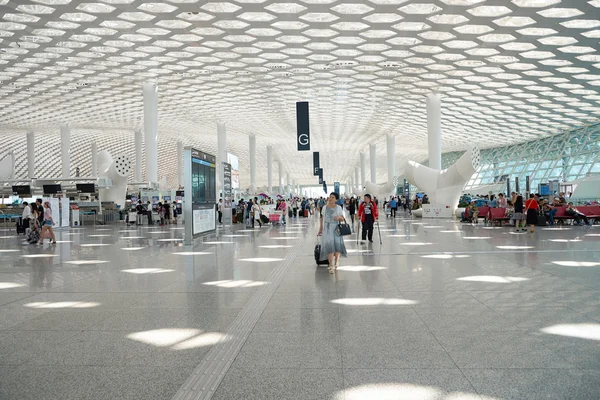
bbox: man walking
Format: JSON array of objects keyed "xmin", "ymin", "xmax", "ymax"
[{"xmin": 389, "ymin": 196, "xmax": 397, "ymax": 218}]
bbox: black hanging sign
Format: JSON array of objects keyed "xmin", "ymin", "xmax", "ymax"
[
  {"xmin": 318, "ymin": 168, "xmax": 323, "ymax": 184},
  {"xmin": 296, "ymin": 101, "xmax": 310, "ymax": 151},
  {"xmin": 313, "ymin": 152, "xmax": 320, "ymax": 175}
]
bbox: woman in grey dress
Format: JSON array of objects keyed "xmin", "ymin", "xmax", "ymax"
[{"xmin": 318, "ymin": 192, "xmax": 348, "ymax": 274}]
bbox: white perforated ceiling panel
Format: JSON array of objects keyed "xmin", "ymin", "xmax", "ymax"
[{"xmin": 0, "ymin": 0, "xmax": 599, "ymax": 187}]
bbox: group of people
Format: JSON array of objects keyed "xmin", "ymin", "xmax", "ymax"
[
  {"xmin": 20, "ymin": 199, "xmax": 56, "ymax": 245},
  {"xmin": 318, "ymin": 193, "xmax": 381, "ymax": 274},
  {"xmin": 461, "ymin": 191, "xmax": 593, "ymax": 231},
  {"xmin": 135, "ymin": 200, "xmax": 177, "ymax": 226}
]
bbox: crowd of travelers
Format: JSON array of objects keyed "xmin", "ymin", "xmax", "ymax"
[
  {"xmin": 19, "ymin": 198, "xmax": 56, "ymax": 245},
  {"xmin": 459, "ymin": 191, "xmax": 595, "ymax": 232}
]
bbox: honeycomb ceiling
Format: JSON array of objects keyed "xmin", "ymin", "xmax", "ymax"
[{"xmin": 1, "ymin": 0, "xmax": 599, "ymax": 188}]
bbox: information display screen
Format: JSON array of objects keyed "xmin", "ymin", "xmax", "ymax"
[
  {"xmin": 191, "ymin": 149, "xmax": 216, "ymax": 204},
  {"xmin": 76, "ymin": 183, "xmax": 96, "ymax": 193},
  {"xmin": 192, "ymin": 205, "xmax": 216, "ymax": 235},
  {"xmin": 12, "ymin": 185, "xmax": 31, "ymax": 196},
  {"xmin": 43, "ymin": 184, "xmax": 62, "ymax": 195}
]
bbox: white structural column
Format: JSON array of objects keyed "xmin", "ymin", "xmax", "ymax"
[
  {"xmin": 369, "ymin": 143, "xmax": 377, "ymax": 184},
  {"xmin": 427, "ymin": 92, "xmax": 442, "ymax": 170},
  {"xmin": 217, "ymin": 122, "xmax": 227, "ymax": 199},
  {"xmin": 355, "ymin": 167, "xmax": 360, "ymax": 190},
  {"xmin": 143, "ymin": 81, "xmax": 158, "ymax": 183},
  {"xmin": 134, "ymin": 129, "xmax": 143, "ymax": 182},
  {"xmin": 286, "ymin": 173, "xmax": 290, "ymax": 194},
  {"xmin": 292, "ymin": 179, "xmax": 296, "ymax": 195},
  {"xmin": 26, "ymin": 132, "xmax": 35, "ymax": 179},
  {"xmin": 177, "ymin": 141, "xmax": 183, "ymax": 188},
  {"xmin": 360, "ymin": 152, "xmax": 366, "ymax": 185},
  {"xmin": 91, "ymin": 142, "xmax": 98, "ymax": 178},
  {"xmin": 278, "ymin": 161, "xmax": 283, "ymax": 194},
  {"xmin": 249, "ymin": 135, "xmax": 256, "ymax": 192},
  {"xmin": 266, "ymin": 145, "xmax": 273, "ymax": 194},
  {"xmin": 60, "ymin": 124, "xmax": 70, "ymax": 178},
  {"xmin": 386, "ymin": 134, "xmax": 396, "ymax": 184}
]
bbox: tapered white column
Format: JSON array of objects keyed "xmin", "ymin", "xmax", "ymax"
[
  {"xmin": 60, "ymin": 125, "xmax": 70, "ymax": 178},
  {"xmin": 26, "ymin": 132, "xmax": 35, "ymax": 179},
  {"xmin": 355, "ymin": 167, "xmax": 360, "ymax": 190},
  {"xmin": 266, "ymin": 145, "xmax": 273, "ymax": 194},
  {"xmin": 292, "ymin": 179, "xmax": 296, "ymax": 195},
  {"xmin": 217, "ymin": 122, "xmax": 227, "ymax": 201},
  {"xmin": 360, "ymin": 152, "xmax": 366, "ymax": 184},
  {"xmin": 369, "ymin": 143, "xmax": 377, "ymax": 184},
  {"xmin": 177, "ymin": 141, "xmax": 183, "ymax": 188},
  {"xmin": 427, "ymin": 93, "xmax": 442, "ymax": 170},
  {"xmin": 278, "ymin": 161, "xmax": 283, "ymax": 194},
  {"xmin": 386, "ymin": 134, "xmax": 396, "ymax": 184},
  {"xmin": 286, "ymin": 173, "xmax": 290, "ymax": 195},
  {"xmin": 134, "ymin": 129, "xmax": 143, "ymax": 182},
  {"xmin": 143, "ymin": 81, "xmax": 158, "ymax": 183},
  {"xmin": 91, "ymin": 142, "xmax": 98, "ymax": 178},
  {"xmin": 249, "ymin": 135, "xmax": 256, "ymax": 191}
]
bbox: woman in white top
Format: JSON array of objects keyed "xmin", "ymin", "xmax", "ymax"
[
  {"xmin": 252, "ymin": 199, "xmax": 263, "ymax": 228},
  {"xmin": 318, "ymin": 192, "xmax": 348, "ymax": 273}
]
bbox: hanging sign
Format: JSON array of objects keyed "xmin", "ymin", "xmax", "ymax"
[
  {"xmin": 313, "ymin": 152, "xmax": 320, "ymax": 175},
  {"xmin": 334, "ymin": 182, "xmax": 340, "ymax": 195},
  {"xmin": 296, "ymin": 101, "xmax": 310, "ymax": 151},
  {"xmin": 318, "ymin": 168, "xmax": 323, "ymax": 184}
]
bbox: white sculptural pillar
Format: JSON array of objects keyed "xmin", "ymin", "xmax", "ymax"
[
  {"xmin": 355, "ymin": 167, "xmax": 360, "ymax": 190},
  {"xmin": 91, "ymin": 142, "xmax": 98, "ymax": 178},
  {"xmin": 278, "ymin": 160, "xmax": 283, "ymax": 194},
  {"xmin": 427, "ymin": 93, "xmax": 442, "ymax": 170},
  {"xmin": 387, "ymin": 134, "xmax": 396, "ymax": 185},
  {"xmin": 286, "ymin": 172, "xmax": 290, "ymax": 195},
  {"xmin": 143, "ymin": 81, "xmax": 158, "ymax": 183},
  {"xmin": 369, "ymin": 143, "xmax": 377, "ymax": 184},
  {"xmin": 292, "ymin": 179, "xmax": 296, "ymax": 195},
  {"xmin": 134, "ymin": 129, "xmax": 142, "ymax": 182},
  {"xmin": 60, "ymin": 124, "xmax": 70, "ymax": 178},
  {"xmin": 249, "ymin": 135, "xmax": 256, "ymax": 192},
  {"xmin": 26, "ymin": 132, "xmax": 35, "ymax": 179},
  {"xmin": 217, "ymin": 122, "xmax": 227, "ymax": 201},
  {"xmin": 267, "ymin": 145, "xmax": 273, "ymax": 194},
  {"xmin": 360, "ymin": 152, "xmax": 366, "ymax": 185},
  {"xmin": 177, "ymin": 141, "xmax": 183, "ymax": 188}
]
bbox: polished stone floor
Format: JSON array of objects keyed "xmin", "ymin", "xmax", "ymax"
[{"xmin": 0, "ymin": 213, "xmax": 599, "ymax": 400}]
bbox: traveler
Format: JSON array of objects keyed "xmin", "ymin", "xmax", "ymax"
[
  {"xmin": 542, "ymin": 201, "xmax": 557, "ymax": 226},
  {"xmin": 39, "ymin": 201, "xmax": 56, "ymax": 245},
  {"xmin": 21, "ymin": 201, "xmax": 32, "ymax": 233},
  {"xmin": 422, "ymin": 194, "xmax": 429, "ymax": 204},
  {"xmin": 318, "ymin": 192, "xmax": 347, "ymax": 274},
  {"xmin": 525, "ymin": 194, "xmax": 539, "ymax": 233},
  {"xmin": 163, "ymin": 202, "xmax": 171, "ymax": 225},
  {"xmin": 218, "ymin": 199, "xmax": 223, "ymax": 224},
  {"xmin": 172, "ymin": 201, "xmax": 178, "ymax": 224},
  {"xmin": 252, "ymin": 199, "xmax": 262, "ymax": 228},
  {"xmin": 277, "ymin": 199, "xmax": 287, "ymax": 225},
  {"xmin": 488, "ymin": 195, "xmax": 497, "ymax": 208},
  {"xmin": 147, "ymin": 201, "xmax": 153, "ymax": 225},
  {"xmin": 566, "ymin": 203, "xmax": 591, "ymax": 226},
  {"xmin": 35, "ymin": 198, "xmax": 44, "ymax": 227},
  {"xmin": 513, "ymin": 195, "xmax": 526, "ymax": 232},
  {"xmin": 497, "ymin": 193, "xmax": 507, "ymax": 208},
  {"xmin": 348, "ymin": 197, "xmax": 357, "ymax": 225},
  {"xmin": 389, "ymin": 196, "xmax": 397, "ymax": 218},
  {"xmin": 358, "ymin": 193, "xmax": 379, "ymax": 243},
  {"xmin": 135, "ymin": 200, "xmax": 144, "ymax": 225}
]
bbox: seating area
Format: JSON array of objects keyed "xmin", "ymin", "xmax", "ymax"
[{"xmin": 466, "ymin": 205, "xmax": 600, "ymax": 227}]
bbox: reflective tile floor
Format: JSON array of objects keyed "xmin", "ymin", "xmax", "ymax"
[{"xmin": 0, "ymin": 214, "xmax": 599, "ymax": 400}]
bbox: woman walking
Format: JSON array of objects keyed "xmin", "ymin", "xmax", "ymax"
[
  {"xmin": 348, "ymin": 197, "xmax": 357, "ymax": 226},
  {"xmin": 252, "ymin": 199, "xmax": 263, "ymax": 228},
  {"xmin": 39, "ymin": 201, "xmax": 56, "ymax": 245},
  {"xmin": 525, "ymin": 193, "xmax": 539, "ymax": 233},
  {"xmin": 318, "ymin": 192, "xmax": 347, "ymax": 274},
  {"xmin": 513, "ymin": 195, "xmax": 526, "ymax": 232}
]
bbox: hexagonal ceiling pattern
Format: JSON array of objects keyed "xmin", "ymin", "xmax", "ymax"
[{"xmin": 0, "ymin": 0, "xmax": 599, "ymax": 188}]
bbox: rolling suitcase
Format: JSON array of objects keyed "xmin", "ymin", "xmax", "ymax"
[
  {"xmin": 304, "ymin": 209, "xmax": 309, "ymax": 218},
  {"xmin": 314, "ymin": 241, "xmax": 329, "ymax": 266},
  {"xmin": 537, "ymin": 213, "xmax": 547, "ymax": 227},
  {"xmin": 260, "ymin": 214, "xmax": 269, "ymax": 224},
  {"xmin": 16, "ymin": 219, "xmax": 26, "ymax": 235}
]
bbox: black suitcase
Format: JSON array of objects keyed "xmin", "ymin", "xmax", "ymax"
[
  {"xmin": 537, "ymin": 213, "xmax": 547, "ymax": 227},
  {"xmin": 16, "ymin": 219, "xmax": 26, "ymax": 235},
  {"xmin": 260, "ymin": 214, "xmax": 269, "ymax": 224},
  {"xmin": 314, "ymin": 244, "xmax": 329, "ymax": 266}
]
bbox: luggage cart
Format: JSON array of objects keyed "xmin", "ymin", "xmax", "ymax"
[{"xmin": 269, "ymin": 211, "xmax": 282, "ymax": 225}]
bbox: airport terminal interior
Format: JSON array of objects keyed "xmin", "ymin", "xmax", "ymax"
[{"xmin": 1, "ymin": 0, "xmax": 600, "ymax": 399}]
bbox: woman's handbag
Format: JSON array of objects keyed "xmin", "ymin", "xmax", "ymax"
[{"xmin": 335, "ymin": 218, "xmax": 352, "ymax": 236}]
